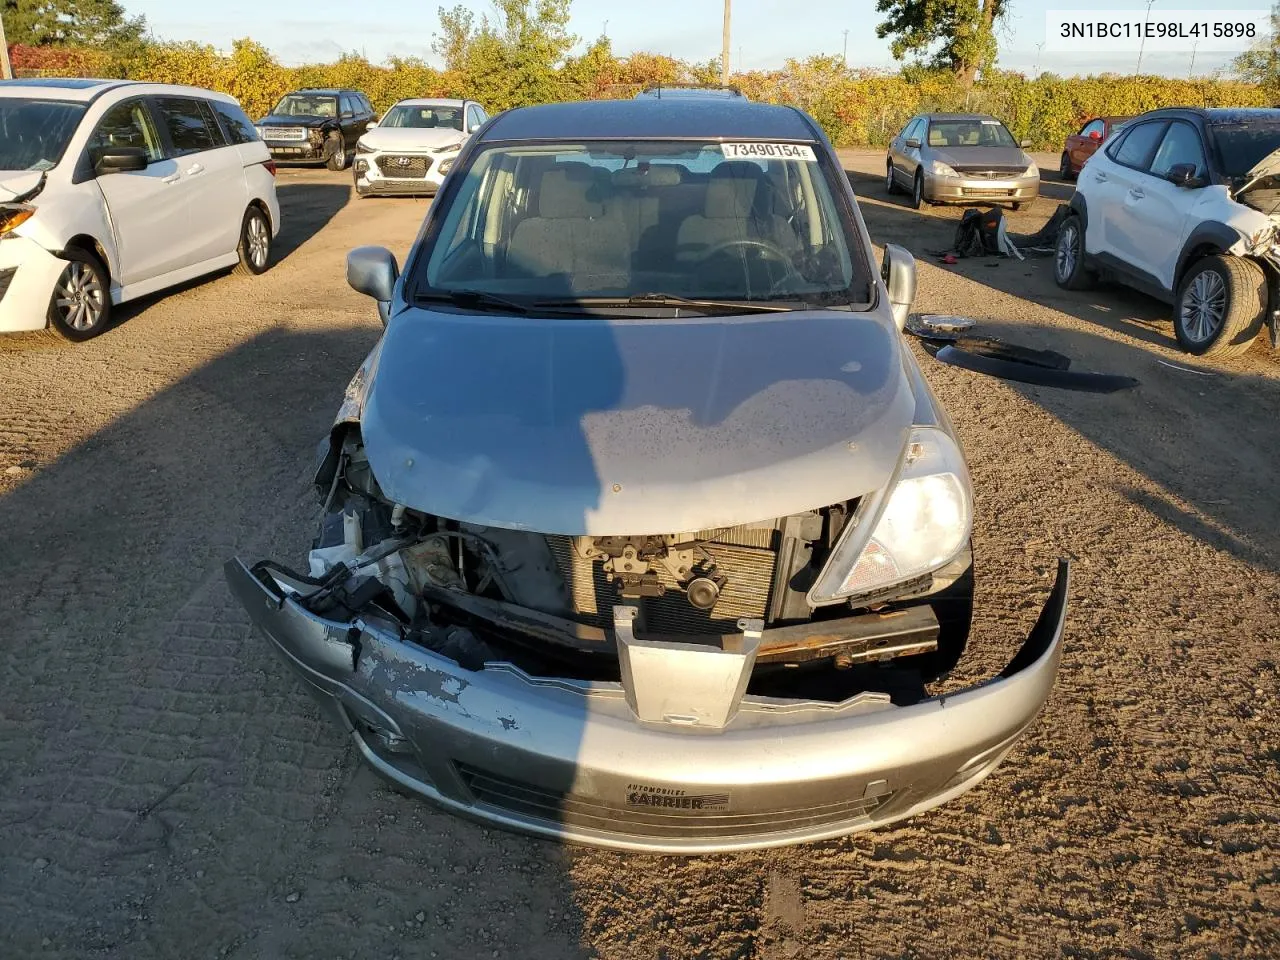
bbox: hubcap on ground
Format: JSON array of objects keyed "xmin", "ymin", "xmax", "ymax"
[
  {"xmin": 247, "ymin": 215, "xmax": 269, "ymax": 268},
  {"xmin": 1180, "ymin": 269, "xmax": 1226, "ymax": 343},
  {"xmin": 55, "ymin": 262, "xmax": 105, "ymax": 331},
  {"xmin": 1056, "ymin": 224, "xmax": 1078, "ymax": 281}
]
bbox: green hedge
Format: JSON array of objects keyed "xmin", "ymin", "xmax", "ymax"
[{"xmin": 9, "ymin": 41, "xmax": 1269, "ymax": 150}]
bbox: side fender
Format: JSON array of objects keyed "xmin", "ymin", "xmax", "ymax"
[{"xmin": 1174, "ymin": 221, "xmax": 1247, "ymax": 286}]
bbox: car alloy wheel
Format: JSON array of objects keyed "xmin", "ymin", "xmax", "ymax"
[
  {"xmin": 246, "ymin": 213, "xmax": 270, "ymax": 270},
  {"xmin": 54, "ymin": 260, "xmax": 106, "ymax": 333},
  {"xmin": 1055, "ymin": 222, "xmax": 1078, "ymax": 283},
  {"xmin": 1179, "ymin": 269, "xmax": 1227, "ymax": 344}
]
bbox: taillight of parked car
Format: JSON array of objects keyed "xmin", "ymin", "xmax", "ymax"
[{"xmin": 263, "ymin": 160, "xmax": 277, "ymax": 177}]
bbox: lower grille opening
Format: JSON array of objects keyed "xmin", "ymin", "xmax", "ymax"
[{"xmin": 456, "ymin": 762, "xmax": 897, "ymax": 839}]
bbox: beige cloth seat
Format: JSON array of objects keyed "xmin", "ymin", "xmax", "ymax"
[
  {"xmin": 505, "ymin": 166, "xmax": 630, "ymax": 291},
  {"xmin": 674, "ymin": 162, "xmax": 797, "ymax": 262}
]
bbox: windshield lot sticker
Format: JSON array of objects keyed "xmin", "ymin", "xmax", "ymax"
[
  {"xmin": 721, "ymin": 142, "xmax": 817, "ymax": 161},
  {"xmin": 626, "ymin": 783, "xmax": 730, "ymax": 810}
]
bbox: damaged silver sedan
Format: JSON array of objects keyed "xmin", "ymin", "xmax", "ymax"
[{"xmin": 228, "ymin": 98, "xmax": 1068, "ymax": 853}]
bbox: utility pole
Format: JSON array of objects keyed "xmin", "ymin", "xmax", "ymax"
[
  {"xmin": 1135, "ymin": 0, "xmax": 1156, "ymax": 75},
  {"xmin": 721, "ymin": 0, "xmax": 731, "ymax": 86},
  {"xmin": 603, "ymin": 20, "xmax": 609, "ymax": 39},
  {"xmin": 842, "ymin": 30, "xmax": 849, "ymax": 67},
  {"xmin": 0, "ymin": 10, "xmax": 12, "ymax": 81},
  {"xmin": 1188, "ymin": 40, "xmax": 1198, "ymax": 78}
]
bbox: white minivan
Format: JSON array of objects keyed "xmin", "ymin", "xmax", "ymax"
[{"xmin": 0, "ymin": 78, "xmax": 282, "ymax": 341}]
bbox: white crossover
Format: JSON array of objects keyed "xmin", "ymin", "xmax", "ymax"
[
  {"xmin": 0, "ymin": 78, "xmax": 280, "ymax": 342},
  {"xmin": 353, "ymin": 98, "xmax": 488, "ymax": 198}
]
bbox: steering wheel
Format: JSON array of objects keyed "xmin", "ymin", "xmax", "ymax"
[{"xmin": 695, "ymin": 238, "xmax": 804, "ymax": 295}]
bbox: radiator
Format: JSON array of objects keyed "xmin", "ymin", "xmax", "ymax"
[{"xmin": 544, "ymin": 525, "xmax": 779, "ymax": 637}]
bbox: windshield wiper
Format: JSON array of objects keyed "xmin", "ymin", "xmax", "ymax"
[
  {"xmin": 532, "ymin": 293, "xmax": 796, "ymax": 313},
  {"xmin": 415, "ymin": 290, "xmax": 531, "ymax": 314}
]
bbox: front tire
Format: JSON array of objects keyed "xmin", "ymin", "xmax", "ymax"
[
  {"xmin": 911, "ymin": 169, "xmax": 924, "ymax": 209},
  {"xmin": 1174, "ymin": 255, "xmax": 1266, "ymax": 358},
  {"xmin": 47, "ymin": 249, "xmax": 111, "ymax": 342},
  {"xmin": 1059, "ymin": 152, "xmax": 1075, "ymax": 181},
  {"xmin": 325, "ymin": 134, "xmax": 348, "ymax": 171},
  {"xmin": 1053, "ymin": 214, "xmax": 1093, "ymax": 290},
  {"xmin": 885, "ymin": 161, "xmax": 899, "ymax": 195},
  {"xmin": 234, "ymin": 206, "xmax": 272, "ymax": 276}
]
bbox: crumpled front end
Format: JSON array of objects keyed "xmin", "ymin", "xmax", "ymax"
[{"xmin": 226, "ymin": 548, "xmax": 1067, "ymax": 853}]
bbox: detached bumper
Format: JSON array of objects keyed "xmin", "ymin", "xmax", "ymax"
[
  {"xmin": 925, "ymin": 174, "xmax": 1040, "ymax": 204},
  {"xmin": 226, "ymin": 558, "xmax": 1068, "ymax": 853},
  {"xmin": 0, "ymin": 236, "xmax": 69, "ymax": 333}
]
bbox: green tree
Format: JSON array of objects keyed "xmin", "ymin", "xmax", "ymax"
[
  {"xmin": 433, "ymin": 0, "xmax": 575, "ymax": 111},
  {"xmin": 2, "ymin": 0, "xmax": 146, "ymax": 48},
  {"xmin": 1232, "ymin": 5, "xmax": 1280, "ymax": 102},
  {"xmin": 875, "ymin": 0, "xmax": 1005, "ymax": 86}
]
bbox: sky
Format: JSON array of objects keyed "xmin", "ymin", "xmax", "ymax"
[{"xmin": 122, "ymin": 0, "xmax": 1274, "ymax": 77}]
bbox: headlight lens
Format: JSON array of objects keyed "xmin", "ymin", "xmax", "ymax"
[
  {"xmin": 1023, "ymin": 163, "xmax": 1039, "ymax": 178},
  {"xmin": 356, "ymin": 139, "xmax": 373, "ymax": 154},
  {"xmin": 929, "ymin": 160, "xmax": 959, "ymax": 178},
  {"xmin": 439, "ymin": 159, "xmax": 454, "ymax": 175},
  {"xmin": 808, "ymin": 427, "xmax": 972, "ymax": 604},
  {"xmin": 0, "ymin": 204, "xmax": 35, "ymax": 238}
]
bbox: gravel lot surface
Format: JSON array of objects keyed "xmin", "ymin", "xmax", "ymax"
[{"xmin": 2, "ymin": 153, "xmax": 1277, "ymax": 959}]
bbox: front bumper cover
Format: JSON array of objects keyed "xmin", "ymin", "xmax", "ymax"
[
  {"xmin": 226, "ymin": 557, "xmax": 1068, "ymax": 853},
  {"xmin": 925, "ymin": 173, "xmax": 1040, "ymax": 204}
]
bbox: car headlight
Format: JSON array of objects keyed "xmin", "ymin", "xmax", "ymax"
[
  {"xmin": 356, "ymin": 139, "xmax": 373, "ymax": 154},
  {"xmin": 439, "ymin": 159, "xmax": 454, "ymax": 175},
  {"xmin": 929, "ymin": 160, "xmax": 959, "ymax": 178},
  {"xmin": 808, "ymin": 426, "xmax": 972, "ymax": 605},
  {"xmin": 1023, "ymin": 163, "xmax": 1039, "ymax": 178},
  {"xmin": 0, "ymin": 203, "xmax": 35, "ymax": 238}
]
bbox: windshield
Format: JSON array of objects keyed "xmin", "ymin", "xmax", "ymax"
[
  {"xmin": 1210, "ymin": 120, "xmax": 1280, "ymax": 178},
  {"xmin": 419, "ymin": 140, "xmax": 865, "ymax": 308},
  {"xmin": 927, "ymin": 119, "xmax": 1016, "ymax": 149},
  {"xmin": 0, "ymin": 99, "xmax": 86, "ymax": 171},
  {"xmin": 271, "ymin": 94, "xmax": 337, "ymax": 118},
  {"xmin": 381, "ymin": 104, "xmax": 464, "ymax": 130}
]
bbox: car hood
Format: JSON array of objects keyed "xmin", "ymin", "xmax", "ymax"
[
  {"xmin": 0, "ymin": 170, "xmax": 44, "ymax": 199},
  {"xmin": 358, "ymin": 308, "xmax": 916, "ymax": 535},
  {"xmin": 362, "ymin": 127, "xmax": 466, "ymax": 151},
  {"xmin": 258, "ymin": 114, "xmax": 332, "ymax": 127},
  {"xmin": 1242, "ymin": 146, "xmax": 1280, "ymax": 186},
  {"xmin": 931, "ymin": 146, "xmax": 1031, "ymax": 170}
]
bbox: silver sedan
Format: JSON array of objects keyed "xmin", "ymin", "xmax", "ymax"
[{"xmin": 887, "ymin": 113, "xmax": 1040, "ymax": 210}]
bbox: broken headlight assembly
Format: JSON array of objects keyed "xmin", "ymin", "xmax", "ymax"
[
  {"xmin": 808, "ymin": 426, "xmax": 972, "ymax": 605},
  {"xmin": 0, "ymin": 203, "xmax": 35, "ymax": 239}
]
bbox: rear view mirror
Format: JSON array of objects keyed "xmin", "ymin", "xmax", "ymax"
[
  {"xmin": 905, "ymin": 138, "xmax": 921, "ymax": 149},
  {"xmin": 1020, "ymin": 139, "xmax": 1032, "ymax": 148},
  {"xmin": 1166, "ymin": 163, "xmax": 1202, "ymax": 188},
  {"xmin": 347, "ymin": 246, "xmax": 399, "ymax": 327},
  {"xmin": 881, "ymin": 243, "xmax": 917, "ymax": 330},
  {"xmin": 366, "ymin": 120, "xmax": 377, "ymax": 131},
  {"xmin": 94, "ymin": 146, "xmax": 148, "ymax": 176}
]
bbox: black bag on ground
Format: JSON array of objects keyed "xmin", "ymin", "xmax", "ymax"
[{"xmin": 953, "ymin": 208, "xmax": 1003, "ymax": 257}]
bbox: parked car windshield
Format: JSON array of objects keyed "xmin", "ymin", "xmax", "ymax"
[
  {"xmin": 419, "ymin": 140, "xmax": 865, "ymax": 308},
  {"xmin": 927, "ymin": 119, "xmax": 1016, "ymax": 148},
  {"xmin": 1210, "ymin": 119, "xmax": 1280, "ymax": 178},
  {"xmin": 271, "ymin": 94, "xmax": 337, "ymax": 118},
  {"xmin": 380, "ymin": 104, "xmax": 464, "ymax": 131},
  {"xmin": 0, "ymin": 99, "xmax": 86, "ymax": 171}
]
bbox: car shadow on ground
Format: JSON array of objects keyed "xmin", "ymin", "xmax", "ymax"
[
  {"xmin": 272, "ymin": 181, "xmax": 351, "ymax": 263},
  {"xmin": 0, "ymin": 324, "xmax": 592, "ymax": 959}
]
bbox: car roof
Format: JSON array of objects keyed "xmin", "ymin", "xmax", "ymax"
[
  {"xmin": 1137, "ymin": 107, "xmax": 1280, "ymax": 125},
  {"xmin": 0, "ymin": 78, "xmax": 239, "ymax": 105},
  {"xmin": 635, "ymin": 86, "xmax": 745, "ymax": 100},
  {"xmin": 481, "ymin": 98, "xmax": 817, "ymax": 142},
  {"xmin": 294, "ymin": 88, "xmax": 357, "ymax": 96}
]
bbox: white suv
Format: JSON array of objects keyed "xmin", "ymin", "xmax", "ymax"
[
  {"xmin": 1055, "ymin": 107, "xmax": 1280, "ymax": 358},
  {"xmin": 353, "ymin": 98, "xmax": 488, "ymax": 198},
  {"xmin": 0, "ymin": 78, "xmax": 281, "ymax": 341}
]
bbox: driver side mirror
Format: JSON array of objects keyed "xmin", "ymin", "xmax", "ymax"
[
  {"xmin": 1166, "ymin": 163, "xmax": 1203, "ymax": 188},
  {"xmin": 366, "ymin": 120, "xmax": 377, "ymax": 131},
  {"xmin": 1020, "ymin": 139, "xmax": 1032, "ymax": 148},
  {"xmin": 905, "ymin": 137, "xmax": 921, "ymax": 149},
  {"xmin": 881, "ymin": 243, "xmax": 917, "ymax": 330},
  {"xmin": 1089, "ymin": 131, "xmax": 1102, "ymax": 140},
  {"xmin": 94, "ymin": 146, "xmax": 148, "ymax": 176},
  {"xmin": 347, "ymin": 246, "xmax": 399, "ymax": 327}
]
